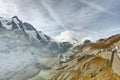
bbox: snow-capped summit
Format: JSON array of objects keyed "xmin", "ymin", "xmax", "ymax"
[
  {"xmin": 0, "ymin": 16, "xmax": 22, "ymax": 30},
  {"xmin": 0, "ymin": 16, "xmax": 51, "ymax": 43}
]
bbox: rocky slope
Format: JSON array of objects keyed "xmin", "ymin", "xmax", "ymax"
[{"xmin": 49, "ymin": 34, "xmax": 120, "ymax": 80}]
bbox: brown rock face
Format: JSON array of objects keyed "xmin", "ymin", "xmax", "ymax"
[
  {"xmin": 49, "ymin": 34, "xmax": 120, "ymax": 80},
  {"xmin": 91, "ymin": 34, "xmax": 120, "ymax": 49},
  {"xmin": 49, "ymin": 55, "xmax": 120, "ymax": 80}
]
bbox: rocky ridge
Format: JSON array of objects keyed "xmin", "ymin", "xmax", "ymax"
[{"xmin": 49, "ymin": 34, "xmax": 120, "ymax": 80}]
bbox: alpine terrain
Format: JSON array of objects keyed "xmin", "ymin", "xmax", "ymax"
[
  {"xmin": 49, "ymin": 34, "xmax": 120, "ymax": 80},
  {"xmin": 0, "ymin": 16, "xmax": 72, "ymax": 80}
]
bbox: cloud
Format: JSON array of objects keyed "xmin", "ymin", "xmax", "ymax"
[
  {"xmin": 0, "ymin": 0, "xmax": 120, "ymax": 38},
  {"xmin": 0, "ymin": 0, "xmax": 18, "ymax": 17},
  {"xmin": 81, "ymin": 0, "xmax": 114, "ymax": 15},
  {"xmin": 55, "ymin": 30, "xmax": 81, "ymax": 44},
  {"xmin": 55, "ymin": 30, "xmax": 100, "ymax": 44},
  {"xmin": 41, "ymin": 0, "xmax": 65, "ymax": 29}
]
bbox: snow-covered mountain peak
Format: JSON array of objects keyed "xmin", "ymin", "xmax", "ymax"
[
  {"xmin": 0, "ymin": 16, "xmax": 23, "ymax": 30},
  {"xmin": 0, "ymin": 16, "xmax": 52, "ymax": 43},
  {"xmin": 0, "ymin": 16, "xmax": 35, "ymax": 30},
  {"xmin": 12, "ymin": 16, "xmax": 21, "ymax": 22}
]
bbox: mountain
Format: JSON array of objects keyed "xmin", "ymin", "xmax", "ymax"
[
  {"xmin": 0, "ymin": 16, "xmax": 50, "ymax": 45},
  {"xmin": 49, "ymin": 34, "xmax": 120, "ymax": 80},
  {"xmin": 0, "ymin": 16, "xmax": 72, "ymax": 80}
]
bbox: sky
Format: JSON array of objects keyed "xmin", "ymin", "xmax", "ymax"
[{"xmin": 0, "ymin": 0, "xmax": 120, "ymax": 42}]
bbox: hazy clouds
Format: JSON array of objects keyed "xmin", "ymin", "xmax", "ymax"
[{"xmin": 0, "ymin": 0, "xmax": 120, "ymax": 38}]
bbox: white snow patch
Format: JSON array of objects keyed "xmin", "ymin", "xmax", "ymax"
[
  {"xmin": 0, "ymin": 18, "xmax": 13, "ymax": 30},
  {"xmin": 12, "ymin": 18, "xmax": 21, "ymax": 29}
]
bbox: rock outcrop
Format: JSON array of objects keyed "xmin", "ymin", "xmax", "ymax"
[{"xmin": 49, "ymin": 34, "xmax": 120, "ymax": 80}]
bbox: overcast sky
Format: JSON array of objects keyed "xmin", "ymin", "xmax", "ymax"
[{"xmin": 0, "ymin": 0, "xmax": 120, "ymax": 41}]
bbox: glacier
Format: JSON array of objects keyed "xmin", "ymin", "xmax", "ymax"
[{"xmin": 0, "ymin": 16, "xmax": 72, "ymax": 80}]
